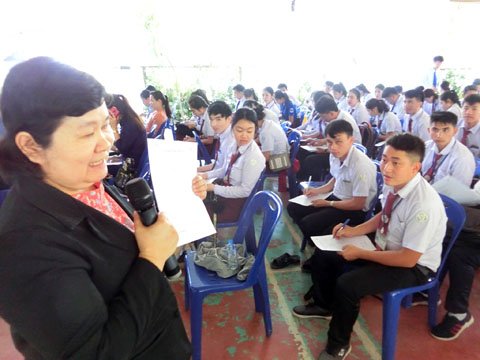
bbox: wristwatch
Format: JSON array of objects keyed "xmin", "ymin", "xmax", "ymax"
[{"xmin": 330, "ymin": 200, "xmax": 334, "ymax": 207}]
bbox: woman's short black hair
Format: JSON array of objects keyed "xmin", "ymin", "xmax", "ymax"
[
  {"xmin": 263, "ymin": 86, "xmax": 274, "ymax": 96},
  {"xmin": 243, "ymin": 100, "xmax": 266, "ymax": 121},
  {"xmin": 0, "ymin": 56, "xmax": 105, "ymax": 183},
  {"xmin": 332, "ymin": 83, "xmax": 347, "ymax": 96},
  {"xmin": 232, "ymin": 107, "xmax": 258, "ymax": 129}
]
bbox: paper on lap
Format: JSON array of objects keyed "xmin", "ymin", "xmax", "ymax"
[
  {"xmin": 301, "ymin": 145, "xmax": 328, "ymax": 152},
  {"xmin": 288, "ymin": 191, "xmax": 333, "ymax": 206},
  {"xmin": 311, "ymin": 234, "xmax": 376, "ymax": 251},
  {"xmin": 148, "ymin": 139, "xmax": 216, "ymax": 246}
]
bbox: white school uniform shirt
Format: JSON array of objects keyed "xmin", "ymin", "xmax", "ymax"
[
  {"xmin": 206, "ymin": 125, "xmax": 236, "ymax": 180},
  {"xmin": 422, "ymin": 101, "xmax": 440, "ymax": 116},
  {"xmin": 455, "ymin": 121, "xmax": 480, "ymax": 158},
  {"xmin": 195, "ymin": 111, "xmax": 215, "ymax": 137},
  {"xmin": 333, "ymin": 110, "xmax": 362, "ymax": 144},
  {"xmin": 214, "ymin": 140, "xmax": 265, "ymax": 198},
  {"xmin": 329, "ymin": 146, "xmax": 377, "ymax": 212},
  {"xmin": 361, "ymin": 93, "xmax": 374, "ymax": 104},
  {"xmin": 403, "ymin": 108, "xmax": 430, "ymax": 142},
  {"xmin": 421, "ymin": 137, "xmax": 475, "ymax": 186},
  {"xmin": 444, "ymin": 103, "xmax": 462, "ymax": 122},
  {"xmin": 423, "ymin": 67, "xmax": 442, "ymax": 89},
  {"xmin": 377, "ymin": 173, "xmax": 447, "ymax": 272},
  {"xmin": 297, "ymin": 110, "xmax": 321, "ymax": 134},
  {"xmin": 336, "ymin": 96, "xmax": 349, "ymax": 111},
  {"xmin": 265, "ymin": 100, "xmax": 281, "ymax": 118},
  {"xmin": 347, "ymin": 102, "xmax": 370, "ymax": 125},
  {"xmin": 263, "ymin": 108, "xmax": 280, "ymax": 124},
  {"xmin": 389, "ymin": 95, "xmax": 406, "ymax": 121},
  {"xmin": 235, "ymin": 97, "xmax": 246, "ymax": 111},
  {"xmin": 378, "ymin": 111, "xmax": 402, "ymax": 135},
  {"xmin": 258, "ymin": 119, "xmax": 289, "ymax": 156}
]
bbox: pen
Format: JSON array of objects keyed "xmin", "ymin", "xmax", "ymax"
[
  {"xmin": 339, "ymin": 218, "xmax": 350, "ymax": 232},
  {"xmin": 306, "ymin": 176, "xmax": 312, "ymax": 192}
]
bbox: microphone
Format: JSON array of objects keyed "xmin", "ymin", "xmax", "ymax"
[{"xmin": 125, "ymin": 178, "xmax": 181, "ymax": 279}]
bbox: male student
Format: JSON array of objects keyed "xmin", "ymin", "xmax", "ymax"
[
  {"xmin": 382, "ymin": 87, "xmax": 406, "ymax": 121},
  {"xmin": 403, "ymin": 89, "xmax": 431, "ymax": 142},
  {"xmin": 456, "ymin": 94, "xmax": 480, "ymax": 158},
  {"xmin": 293, "ymin": 133, "xmax": 447, "ymax": 359},
  {"xmin": 421, "ymin": 111, "xmax": 475, "ymax": 186},
  {"xmin": 423, "ymin": 55, "xmax": 444, "ymax": 90},
  {"xmin": 198, "ymin": 101, "xmax": 236, "ymax": 178},
  {"xmin": 287, "ymin": 120, "xmax": 376, "ymax": 247},
  {"xmin": 233, "ymin": 84, "xmax": 246, "ymax": 111}
]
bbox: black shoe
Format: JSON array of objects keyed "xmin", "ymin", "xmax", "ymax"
[
  {"xmin": 301, "ymin": 256, "xmax": 312, "ymax": 273},
  {"xmin": 292, "ymin": 303, "xmax": 332, "ymax": 319},
  {"xmin": 318, "ymin": 345, "xmax": 351, "ymax": 359},
  {"xmin": 431, "ymin": 313, "xmax": 474, "ymax": 341}
]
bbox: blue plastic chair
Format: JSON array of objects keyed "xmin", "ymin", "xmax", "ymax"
[
  {"xmin": 353, "ymin": 143, "xmax": 367, "ymax": 154},
  {"xmin": 381, "ymin": 194, "xmax": 465, "ymax": 360},
  {"xmin": 474, "ymin": 157, "xmax": 480, "ymax": 177},
  {"xmin": 280, "ymin": 121, "xmax": 291, "ymax": 133},
  {"xmin": 194, "ymin": 133, "xmax": 212, "ymax": 166},
  {"xmin": 364, "ymin": 172, "xmax": 384, "ymax": 221},
  {"xmin": 184, "ymin": 190, "xmax": 283, "ymax": 360},
  {"xmin": 259, "ymin": 130, "xmax": 301, "ymax": 198},
  {"xmin": 146, "ymin": 125, "xmax": 158, "ymax": 138},
  {"xmin": 155, "ymin": 118, "xmax": 176, "ymax": 140}
]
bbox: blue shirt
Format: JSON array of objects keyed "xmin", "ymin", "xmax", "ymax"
[{"xmin": 280, "ymin": 101, "xmax": 297, "ymax": 121}]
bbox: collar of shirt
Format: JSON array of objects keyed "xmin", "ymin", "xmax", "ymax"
[
  {"xmin": 387, "ymin": 172, "xmax": 422, "ymax": 199},
  {"xmin": 461, "ymin": 121, "xmax": 480, "ymax": 134},
  {"xmin": 237, "ymin": 139, "xmax": 254, "ymax": 155},
  {"xmin": 218, "ymin": 125, "xmax": 232, "ymax": 142},
  {"xmin": 411, "ymin": 108, "xmax": 425, "ymax": 121},
  {"xmin": 432, "ymin": 136, "xmax": 456, "ymax": 155},
  {"xmin": 336, "ymin": 96, "xmax": 345, "ymax": 104},
  {"xmin": 331, "ymin": 145, "xmax": 355, "ymax": 169}
]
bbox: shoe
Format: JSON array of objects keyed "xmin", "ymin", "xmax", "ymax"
[
  {"xmin": 292, "ymin": 303, "xmax": 332, "ymax": 319},
  {"xmin": 411, "ymin": 291, "xmax": 441, "ymax": 307},
  {"xmin": 166, "ymin": 268, "xmax": 182, "ymax": 281},
  {"xmin": 270, "ymin": 253, "xmax": 301, "ymax": 269},
  {"xmin": 301, "ymin": 256, "xmax": 312, "ymax": 273},
  {"xmin": 431, "ymin": 313, "xmax": 474, "ymax": 341},
  {"xmin": 318, "ymin": 345, "xmax": 351, "ymax": 359}
]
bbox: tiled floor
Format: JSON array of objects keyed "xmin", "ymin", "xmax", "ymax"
[{"xmin": 1, "ymin": 179, "xmax": 479, "ymax": 359}]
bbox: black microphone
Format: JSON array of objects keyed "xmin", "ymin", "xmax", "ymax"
[{"xmin": 125, "ymin": 178, "xmax": 181, "ymax": 279}]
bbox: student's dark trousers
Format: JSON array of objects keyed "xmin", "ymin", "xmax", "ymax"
[
  {"xmin": 296, "ymin": 150, "xmax": 330, "ymax": 182},
  {"xmin": 310, "ymin": 249, "xmax": 430, "ymax": 351}
]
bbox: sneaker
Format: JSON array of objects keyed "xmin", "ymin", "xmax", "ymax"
[
  {"xmin": 411, "ymin": 291, "xmax": 441, "ymax": 307},
  {"xmin": 318, "ymin": 345, "xmax": 352, "ymax": 359},
  {"xmin": 431, "ymin": 313, "xmax": 474, "ymax": 341},
  {"xmin": 292, "ymin": 303, "xmax": 332, "ymax": 319}
]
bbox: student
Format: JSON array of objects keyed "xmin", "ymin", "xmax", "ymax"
[
  {"xmin": 421, "ymin": 111, "xmax": 475, "ymax": 186},
  {"xmin": 275, "ymin": 90, "xmax": 298, "ymax": 126},
  {"xmin": 456, "ymin": 94, "xmax": 480, "ymax": 158},
  {"xmin": 462, "ymin": 85, "xmax": 478, "ymax": 105},
  {"xmin": 356, "ymin": 83, "xmax": 373, "ymax": 104},
  {"xmin": 374, "ymin": 84, "xmax": 385, "ymax": 100},
  {"xmin": 287, "ymin": 119, "xmax": 377, "ymax": 250},
  {"xmin": 205, "ymin": 108, "xmax": 265, "ymax": 222},
  {"xmin": 366, "ymin": 98, "xmax": 402, "ymax": 141},
  {"xmin": 233, "ymin": 84, "xmax": 246, "ymax": 111},
  {"xmin": 183, "ymin": 95, "xmax": 214, "ymax": 145},
  {"xmin": 394, "ymin": 85, "xmax": 403, "ymax": 95},
  {"xmin": 403, "ymin": 89, "xmax": 430, "ymax": 142},
  {"xmin": 198, "ymin": 101, "xmax": 236, "ymax": 177},
  {"xmin": 244, "ymin": 88, "xmax": 258, "ymax": 101},
  {"xmin": 324, "ymin": 81, "xmax": 334, "ymax": 94},
  {"xmin": 423, "ymin": 89, "xmax": 439, "ymax": 115},
  {"xmin": 297, "ymin": 91, "xmax": 326, "ymax": 138},
  {"xmin": 346, "ymin": 88, "xmax": 370, "ymax": 125},
  {"xmin": 440, "ymin": 81, "xmax": 450, "ymax": 95},
  {"xmin": 332, "ymin": 83, "xmax": 348, "ymax": 111},
  {"xmin": 145, "ymin": 90, "xmax": 172, "ymax": 137},
  {"xmin": 423, "ymin": 55, "xmax": 444, "ymax": 90},
  {"xmin": 293, "ymin": 133, "xmax": 447, "ymax": 359},
  {"xmin": 440, "ymin": 90, "xmax": 462, "ymax": 121},
  {"xmin": 473, "ymin": 78, "xmax": 480, "ymax": 93},
  {"xmin": 263, "ymin": 86, "xmax": 282, "ymax": 118},
  {"xmin": 382, "ymin": 87, "xmax": 406, "ymax": 121},
  {"xmin": 140, "ymin": 89, "xmax": 153, "ymax": 118},
  {"xmin": 278, "ymin": 83, "xmax": 300, "ymax": 106}
]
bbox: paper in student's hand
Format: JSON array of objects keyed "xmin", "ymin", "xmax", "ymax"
[
  {"xmin": 432, "ymin": 176, "xmax": 480, "ymax": 206},
  {"xmin": 311, "ymin": 234, "xmax": 376, "ymax": 251},
  {"xmin": 288, "ymin": 192, "xmax": 333, "ymax": 206},
  {"xmin": 301, "ymin": 145, "xmax": 328, "ymax": 152}
]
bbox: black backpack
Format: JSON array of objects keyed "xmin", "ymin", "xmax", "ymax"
[{"xmin": 358, "ymin": 122, "xmax": 376, "ymax": 157}]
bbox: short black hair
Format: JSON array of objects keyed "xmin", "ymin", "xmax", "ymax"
[
  {"xmin": 188, "ymin": 94, "xmax": 208, "ymax": 110},
  {"xmin": 440, "ymin": 90, "xmax": 460, "ymax": 106},
  {"xmin": 348, "ymin": 88, "xmax": 361, "ymax": 100},
  {"xmin": 140, "ymin": 89, "xmax": 151, "ymax": 99},
  {"xmin": 232, "ymin": 107, "xmax": 258, "ymax": 129},
  {"xmin": 385, "ymin": 133, "xmax": 425, "ymax": 163},
  {"xmin": 325, "ymin": 119, "xmax": 353, "ymax": 138},
  {"xmin": 430, "ymin": 111, "xmax": 458, "ymax": 127},
  {"xmin": 233, "ymin": 84, "xmax": 245, "ymax": 92},
  {"xmin": 313, "ymin": 91, "xmax": 327, "ymax": 105},
  {"xmin": 404, "ymin": 89, "xmax": 424, "ymax": 102},
  {"xmin": 375, "ymin": 84, "xmax": 385, "ymax": 91},
  {"xmin": 440, "ymin": 81, "xmax": 450, "ymax": 92},
  {"xmin": 433, "ymin": 56, "xmax": 444, "ymax": 63},
  {"xmin": 325, "ymin": 81, "xmax": 334, "ymax": 87},
  {"xmin": 277, "ymin": 83, "xmax": 287, "ymax": 89},
  {"xmin": 463, "ymin": 85, "xmax": 478, "ymax": 94},
  {"xmin": 415, "ymin": 86, "xmax": 425, "ymax": 92},
  {"xmin": 243, "ymin": 100, "xmax": 266, "ymax": 121},
  {"xmin": 464, "ymin": 94, "xmax": 480, "ymax": 106},
  {"xmin": 394, "ymin": 85, "xmax": 403, "ymax": 93},
  {"xmin": 243, "ymin": 88, "xmax": 258, "ymax": 101},
  {"xmin": 356, "ymin": 83, "xmax": 369, "ymax": 94},
  {"xmin": 145, "ymin": 85, "xmax": 156, "ymax": 92},
  {"xmin": 208, "ymin": 101, "xmax": 232, "ymax": 118},
  {"xmin": 423, "ymin": 89, "xmax": 437, "ymax": 99},
  {"xmin": 382, "ymin": 87, "xmax": 399, "ymax": 98},
  {"xmin": 472, "ymin": 79, "xmax": 480, "ymax": 86},
  {"xmin": 332, "ymin": 83, "xmax": 347, "ymax": 96},
  {"xmin": 315, "ymin": 96, "xmax": 338, "ymax": 114},
  {"xmin": 274, "ymin": 90, "xmax": 289, "ymax": 101}
]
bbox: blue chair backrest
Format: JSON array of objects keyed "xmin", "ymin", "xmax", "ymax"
[
  {"xmin": 155, "ymin": 119, "xmax": 176, "ymax": 140},
  {"xmin": 354, "ymin": 143, "xmax": 367, "ymax": 154},
  {"xmin": 232, "ymin": 190, "xmax": 282, "ymax": 283},
  {"xmin": 365, "ymin": 171, "xmax": 384, "ymax": 220},
  {"xmin": 280, "ymin": 122, "xmax": 291, "ymax": 133},
  {"xmin": 147, "ymin": 125, "xmax": 157, "ymax": 138},
  {"xmin": 194, "ymin": 133, "xmax": 212, "ymax": 165},
  {"xmin": 474, "ymin": 157, "xmax": 480, "ymax": 177},
  {"xmin": 287, "ymin": 130, "xmax": 302, "ymax": 161}
]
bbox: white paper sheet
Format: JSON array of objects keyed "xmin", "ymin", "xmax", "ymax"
[
  {"xmin": 311, "ymin": 234, "xmax": 376, "ymax": 251},
  {"xmin": 375, "ymin": 141, "xmax": 386, "ymax": 147},
  {"xmin": 301, "ymin": 145, "xmax": 328, "ymax": 152},
  {"xmin": 147, "ymin": 139, "xmax": 216, "ymax": 246},
  {"xmin": 288, "ymin": 191, "xmax": 333, "ymax": 206},
  {"xmin": 432, "ymin": 175, "xmax": 480, "ymax": 206}
]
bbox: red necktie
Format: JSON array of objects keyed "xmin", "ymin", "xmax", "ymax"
[
  {"xmin": 224, "ymin": 152, "xmax": 240, "ymax": 186},
  {"xmin": 461, "ymin": 129, "xmax": 470, "ymax": 145},
  {"xmin": 318, "ymin": 120, "xmax": 325, "ymax": 139},
  {"xmin": 424, "ymin": 153, "xmax": 442, "ymax": 182},
  {"xmin": 408, "ymin": 117, "xmax": 413, "ymax": 132},
  {"xmin": 349, "ymin": 108, "xmax": 355, "ymax": 115},
  {"xmin": 214, "ymin": 139, "xmax": 221, "ymax": 162},
  {"xmin": 377, "ymin": 192, "xmax": 400, "ymax": 248}
]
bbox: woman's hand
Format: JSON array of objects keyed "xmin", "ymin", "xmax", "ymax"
[
  {"xmin": 206, "ymin": 183, "xmax": 215, "ymax": 192},
  {"xmin": 192, "ymin": 175, "xmax": 207, "ymax": 200},
  {"xmin": 134, "ymin": 212, "xmax": 179, "ymax": 271}
]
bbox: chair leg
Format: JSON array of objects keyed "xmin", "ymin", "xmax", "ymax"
[
  {"xmin": 191, "ymin": 292, "xmax": 204, "ymax": 360},
  {"xmin": 288, "ymin": 171, "xmax": 297, "ymax": 198},
  {"xmin": 401, "ymin": 294, "xmax": 413, "ymax": 309},
  {"xmin": 184, "ymin": 270, "xmax": 190, "ymax": 311},
  {"xmin": 259, "ymin": 272, "xmax": 272, "ymax": 337},
  {"xmin": 300, "ymin": 236, "xmax": 307, "ymax": 252},
  {"xmin": 428, "ymin": 283, "xmax": 440, "ymax": 328},
  {"xmin": 253, "ymin": 283, "xmax": 264, "ymax": 313},
  {"xmin": 382, "ymin": 293, "xmax": 404, "ymax": 360}
]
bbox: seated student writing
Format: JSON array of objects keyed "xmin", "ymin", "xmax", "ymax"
[
  {"xmin": 198, "ymin": 101, "xmax": 236, "ymax": 175},
  {"xmin": 440, "ymin": 90, "xmax": 462, "ymax": 122},
  {"xmin": 366, "ymin": 98, "xmax": 402, "ymax": 141},
  {"xmin": 296, "ymin": 91, "xmax": 326, "ymax": 140},
  {"xmin": 287, "ymin": 120, "xmax": 377, "ymax": 249},
  {"xmin": 293, "ymin": 133, "xmax": 447, "ymax": 359},
  {"xmin": 205, "ymin": 108, "xmax": 265, "ymax": 222},
  {"xmin": 332, "ymin": 83, "xmax": 348, "ymax": 111},
  {"xmin": 382, "ymin": 87, "xmax": 406, "ymax": 121},
  {"xmin": 274, "ymin": 90, "xmax": 298, "ymax": 126},
  {"xmin": 346, "ymin": 88, "xmax": 370, "ymax": 125},
  {"xmin": 403, "ymin": 89, "xmax": 431, "ymax": 142},
  {"xmin": 456, "ymin": 94, "xmax": 480, "ymax": 158},
  {"xmin": 181, "ymin": 95, "xmax": 215, "ymax": 146},
  {"xmin": 421, "ymin": 111, "xmax": 475, "ymax": 186}
]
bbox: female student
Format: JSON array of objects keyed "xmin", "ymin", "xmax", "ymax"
[
  {"xmin": 346, "ymin": 88, "xmax": 370, "ymax": 125},
  {"xmin": 274, "ymin": 90, "xmax": 298, "ymax": 126},
  {"xmin": 423, "ymin": 88, "xmax": 439, "ymax": 115},
  {"xmin": 440, "ymin": 90, "xmax": 462, "ymax": 121},
  {"xmin": 374, "ymin": 83, "xmax": 385, "ymax": 100},
  {"xmin": 244, "ymin": 88, "xmax": 259, "ymax": 101},
  {"xmin": 366, "ymin": 98, "xmax": 402, "ymax": 141},
  {"xmin": 263, "ymin": 86, "xmax": 281, "ymax": 119},
  {"xmin": 332, "ymin": 83, "xmax": 348, "ymax": 111},
  {"xmin": 356, "ymin": 83, "xmax": 373, "ymax": 104},
  {"xmin": 176, "ymin": 95, "xmax": 215, "ymax": 146},
  {"xmin": 205, "ymin": 108, "xmax": 265, "ymax": 222},
  {"xmin": 145, "ymin": 90, "xmax": 172, "ymax": 137}
]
